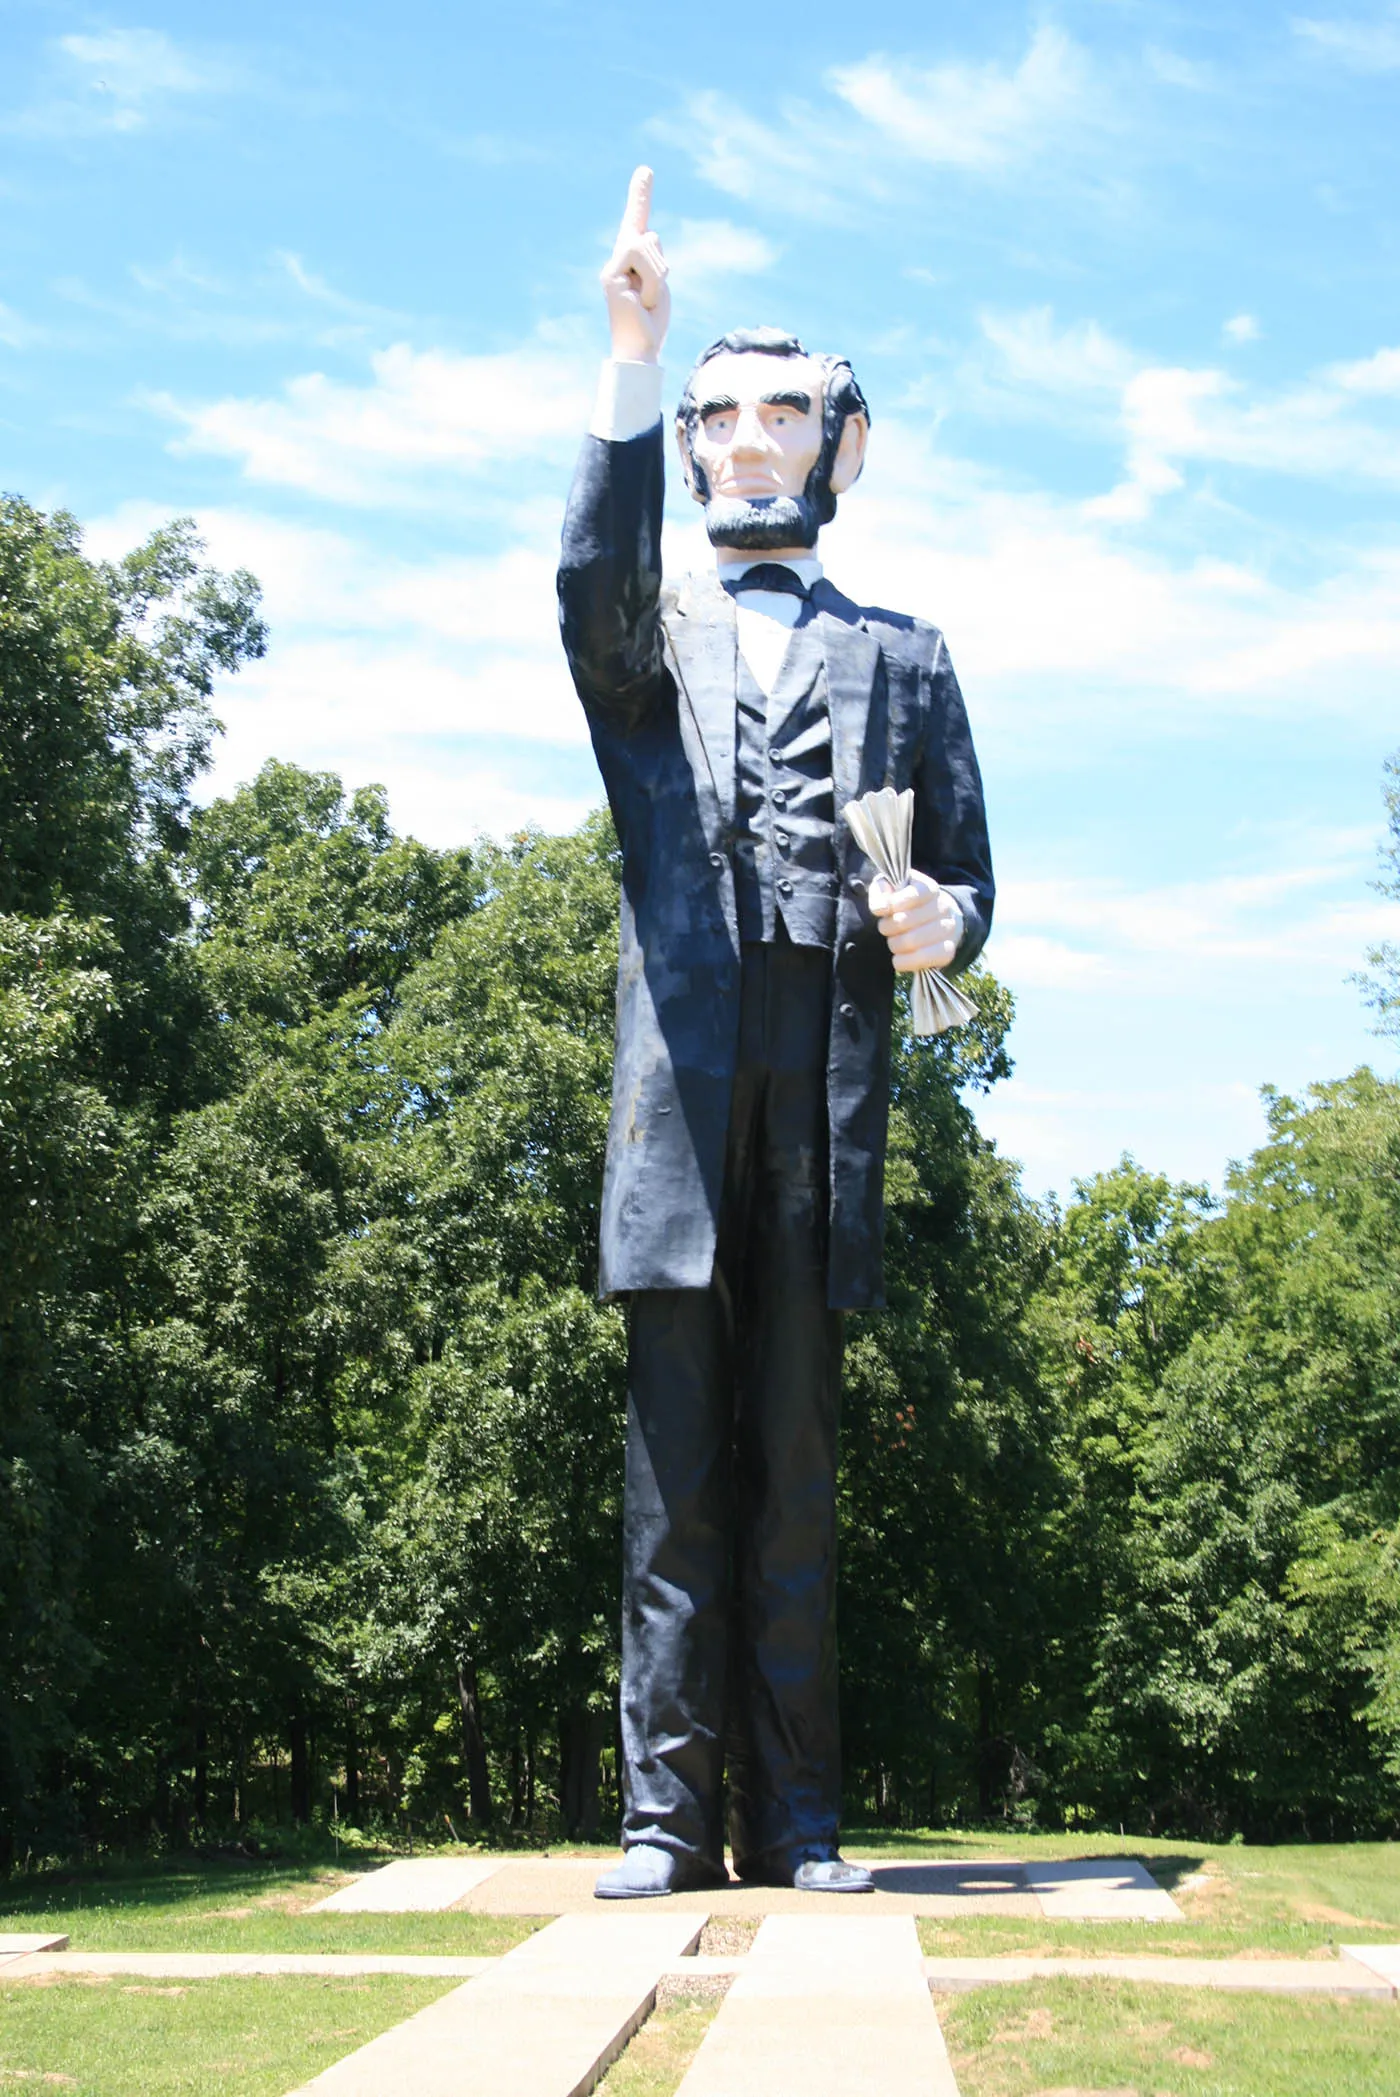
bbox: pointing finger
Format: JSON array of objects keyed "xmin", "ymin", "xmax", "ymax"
[{"xmin": 623, "ymin": 164, "xmax": 653, "ymax": 235}]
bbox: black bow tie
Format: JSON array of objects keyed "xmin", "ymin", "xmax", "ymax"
[{"xmin": 722, "ymin": 563, "xmax": 810, "ymax": 601}]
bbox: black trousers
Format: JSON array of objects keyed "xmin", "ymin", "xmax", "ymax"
[{"xmin": 620, "ymin": 931, "xmax": 844, "ymax": 1876}]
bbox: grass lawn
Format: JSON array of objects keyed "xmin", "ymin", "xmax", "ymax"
[
  {"xmin": 845, "ymin": 1830, "xmax": 1400, "ymax": 1961},
  {"xmin": 0, "ymin": 1855, "xmax": 537, "ymax": 1955},
  {"xmin": 939, "ymin": 1977, "xmax": 1400, "ymax": 2096},
  {"xmin": 0, "ymin": 1972, "xmax": 453, "ymax": 2095},
  {"xmin": 595, "ymin": 1992, "xmax": 721, "ymax": 2097}
]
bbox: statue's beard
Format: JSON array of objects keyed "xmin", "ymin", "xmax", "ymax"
[{"xmin": 703, "ymin": 491, "xmax": 821, "ymax": 552}]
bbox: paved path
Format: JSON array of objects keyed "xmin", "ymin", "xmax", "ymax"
[
  {"xmin": 1343, "ymin": 1944, "xmax": 1400, "ymax": 1991},
  {"xmin": 925, "ymin": 1952, "xmax": 1398, "ymax": 1997},
  {"xmin": 674, "ymin": 1915, "xmax": 958, "ymax": 2097},
  {"xmin": 0, "ymin": 1933, "xmax": 67, "ymax": 1966},
  {"xmin": 352, "ymin": 1852, "xmax": 1181, "ymax": 1920},
  {"xmin": 284, "ymin": 1910, "xmax": 700, "ymax": 2097},
  {"xmin": 309, "ymin": 1857, "xmax": 504, "ymax": 1911},
  {"xmin": 5, "ymin": 1952, "xmax": 495, "ymax": 1979}
]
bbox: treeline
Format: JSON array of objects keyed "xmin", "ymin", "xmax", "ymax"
[{"xmin": 2, "ymin": 498, "xmax": 1398, "ymax": 1865}]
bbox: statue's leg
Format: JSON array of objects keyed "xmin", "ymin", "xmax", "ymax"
[
  {"xmin": 724, "ymin": 934, "xmax": 845, "ymax": 1880},
  {"xmin": 618, "ymin": 1271, "xmax": 743, "ymax": 1874}
]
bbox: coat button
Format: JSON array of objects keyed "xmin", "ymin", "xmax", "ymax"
[
  {"xmin": 771, "ymin": 788, "xmax": 787, "ymax": 807},
  {"xmin": 775, "ymin": 829, "xmax": 790, "ymax": 849},
  {"xmin": 849, "ymin": 876, "xmax": 866, "ymax": 894},
  {"xmin": 708, "ymin": 851, "xmax": 725, "ymax": 868},
  {"xmin": 844, "ymin": 939, "xmax": 857, "ymax": 955},
  {"xmin": 777, "ymin": 877, "xmax": 794, "ymax": 896},
  {"xmin": 840, "ymin": 1001, "xmax": 856, "ymax": 1019}
]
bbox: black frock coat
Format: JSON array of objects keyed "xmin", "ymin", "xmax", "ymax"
[{"xmin": 557, "ymin": 421, "xmax": 994, "ymax": 1310}]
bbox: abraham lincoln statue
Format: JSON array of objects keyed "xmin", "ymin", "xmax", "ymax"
[{"xmin": 556, "ymin": 167, "xmax": 994, "ymax": 1897}]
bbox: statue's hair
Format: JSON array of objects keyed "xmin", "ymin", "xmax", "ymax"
[{"xmin": 675, "ymin": 328, "xmax": 870, "ymax": 524}]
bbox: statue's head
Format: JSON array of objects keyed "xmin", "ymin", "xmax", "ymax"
[{"xmin": 675, "ymin": 328, "xmax": 870, "ymax": 554}]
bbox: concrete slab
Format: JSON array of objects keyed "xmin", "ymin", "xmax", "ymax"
[
  {"xmin": 3, "ymin": 1953, "xmax": 493, "ymax": 1980},
  {"xmin": 1022, "ymin": 1857, "xmax": 1182, "ymax": 1921},
  {"xmin": 286, "ymin": 1909, "xmax": 702, "ymax": 2096},
  {"xmin": 926, "ymin": 1954, "xmax": 1395, "ymax": 1997},
  {"xmin": 1341, "ymin": 1944, "xmax": 1400, "ymax": 1993},
  {"xmin": 308, "ymin": 1857, "xmax": 505, "ymax": 1912},
  {"xmin": 0, "ymin": 1933, "xmax": 68, "ymax": 1962},
  {"xmin": 674, "ymin": 1914, "xmax": 960, "ymax": 2097},
  {"xmin": 466, "ymin": 1855, "xmax": 1036, "ymax": 1917}
]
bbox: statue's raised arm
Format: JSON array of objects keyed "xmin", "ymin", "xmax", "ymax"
[{"xmin": 556, "ymin": 167, "xmax": 671, "ymax": 730}]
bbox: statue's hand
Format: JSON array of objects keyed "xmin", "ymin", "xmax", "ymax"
[
  {"xmin": 869, "ymin": 871, "xmax": 961, "ymax": 973},
  {"xmin": 601, "ymin": 165, "xmax": 670, "ymax": 365}
]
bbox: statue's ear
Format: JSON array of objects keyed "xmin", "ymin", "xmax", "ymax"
[
  {"xmin": 675, "ymin": 422, "xmax": 707, "ymax": 505},
  {"xmin": 828, "ymin": 412, "xmax": 869, "ymax": 496}
]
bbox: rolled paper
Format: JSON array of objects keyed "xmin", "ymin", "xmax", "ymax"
[{"xmin": 844, "ymin": 787, "xmax": 979, "ymax": 1039}]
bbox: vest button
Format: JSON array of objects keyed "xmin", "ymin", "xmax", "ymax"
[
  {"xmin": 708, "ymin": 851, "xmax": 725, "ymax": 869},
  {"xmin": 840, "ymin": 1002, "xmax": 857, "ymax": 1019},
  {"xmin": 849, "ymin": 876, "xmax": 866, "ymax": 894},
  {"xmin": 775, "ymin": 830, "xmax": 790, "ymax": 849},
  {"xmin": 771, "ymin": 788, "xmax": 787, "ymax": 807},
  {"xmin": 844, "ymin": 940, "xmax": 857, "ymax": 954},
  {"xmin": 777, "ymin": 878, "xmax": 794, "ymax": 896}
]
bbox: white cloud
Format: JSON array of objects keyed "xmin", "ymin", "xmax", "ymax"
[
  {"xmin": 979, "ymin": 306, "xmax": 1134, "ymax": 395},
  {"xmin": 1145, "ymin": 45, "xmax": 1217, "ymax": 90},
  {"xmin": 156, "ymin": 339, "xmax": 592, "ymax": 502},
  {"xmin": 7, "ymin": 28, "xmax": 238, "ymax": 137},
  {"xmin": 1293, "ymin": 7, "xmax": 1400, "ymax": 70},
  {"xmin": 1113, "ymin": 355, "xmax": 1400, "ymax": 496},
  {"xmin": 792, "ymin": 410, "xmax": 1400, "ymax": 729},
  {"xmin": 666, "ymin": 90, "xmax": 844, "ymax": 212},
  {"xmin": 0, "ymin": 301, "xmax": 42, "ymax": 349},
  {"xmin": 663, "ymin": 220, "xmax": 780, "ymax": 301},
  {"xmin": 829, "ymin": 27, "xmax": 1094, "ymax": 172},
  {"xmin": 1224, "ymin": 313, "xmax": 1260, "ymax": 343}
]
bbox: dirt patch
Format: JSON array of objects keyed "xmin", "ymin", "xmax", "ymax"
[
  {"xmin": 1170, "ymin": 2046, "xmax": 1214, "ymax": 2068},
  {"xmin": 1290, "ymin": 1901, "xmax": 1382, "ymax": 1926},
  {"xmin": 1026, "ymin": 2088, "xmax": 1142, "ymax": 2096},
  {"xmin": 120, "ymin": 1984, "xmax": 189, "ymax": 1997},
  {"xmin": 7, "ymin": 1973, "xmax": 112, "ymax": 1990}
]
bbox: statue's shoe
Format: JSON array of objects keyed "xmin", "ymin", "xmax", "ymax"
[
  {"xmin": 594, "ymin": 1844, "xmax": 731, "ymax": 1900},
  {"xmin": 740, "ymin": 1852, "xmax": 875, "ymax": 1894}
]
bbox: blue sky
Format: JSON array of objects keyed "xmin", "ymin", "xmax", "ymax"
[{"xmin": 3, "ymin": 1, "xmax": 1399, "ymax": 1199}]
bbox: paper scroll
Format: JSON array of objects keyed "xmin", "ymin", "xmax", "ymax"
[{"xmin": 844, "ymin": 786, "xmax": 979, "ymax": 1038}]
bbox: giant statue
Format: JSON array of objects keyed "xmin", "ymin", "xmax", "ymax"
[{"xmin": 556, "ymin": 167, "xmax": 994, "ymax": 1898}]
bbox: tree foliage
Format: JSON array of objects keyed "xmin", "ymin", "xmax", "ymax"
[{"xmin": 3, "ymin": 501, "xmax": 1398, "ymax": 1859}]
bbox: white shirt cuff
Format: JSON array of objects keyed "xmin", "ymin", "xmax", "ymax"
[{"xmin": 590, "ymin": 359, "xmax": 665, "ymax": 443}]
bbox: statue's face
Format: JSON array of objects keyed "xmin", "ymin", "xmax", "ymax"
[{"xmin": 686, "ymin": 350, "xmax": 826, "ymax": 504}]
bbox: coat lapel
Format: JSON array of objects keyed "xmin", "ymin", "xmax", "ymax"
[
  {"xmin": 666, "ymin": 572, "xmax": 738, "ymax": 833},
  {"xmin": 813, "ymin": 580, "xmax": 885, "ymax": 819}
]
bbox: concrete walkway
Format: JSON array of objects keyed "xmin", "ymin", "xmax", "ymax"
[
  {"xmin": 925, "ymin": 1952, "xmax": 1399, "ymax": 1998},
  {"xmin": 309, "ymin": 1858, "xmax": 504, "ymax": 1911},
  {"xmin": 5, "ymin": 1951, "xmax": 494, "ymax": 1979},
  {"xmin": 674, "ymin": 1915, "xmax": 959, "ymax": 2097},
  {"xmin": 346, "ymin": 1852, "xmax": 1182, "ymax": 1920},
  {"xmin": 0, "ymin": 1933, "xmax": 67, "ymax": 1966},
  {"xmin": 285, "ymin": 1910, "xmax": 701, "ymax": 2097},
  {"xmin": 1343, "ymin": 1944, "xmax": 1400, "ymax": 1991}
]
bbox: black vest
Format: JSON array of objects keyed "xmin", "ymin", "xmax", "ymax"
[{"xmin": 733, "ymin": 617, "xmax": 838, "ymax": 950}]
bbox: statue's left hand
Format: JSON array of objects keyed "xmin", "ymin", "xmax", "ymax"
[{"xmin": 869, "ymin": 871, "xmax": 961, "ymax": 973}]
